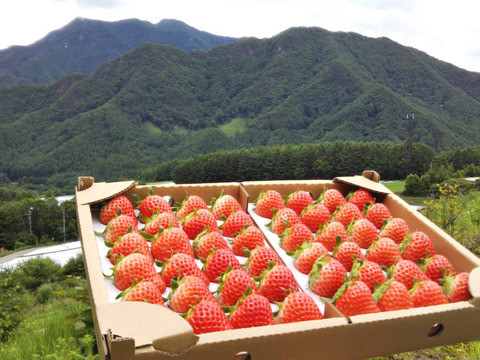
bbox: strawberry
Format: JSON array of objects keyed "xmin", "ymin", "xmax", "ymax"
[
  {"xmin": 202, "ymin": 248, "xmax": 243, "ymax": 283},
  {"xmin": 228, "ymin": 292, "xmax": 275, "ymax": 329},
  {"xmin": 160, "ymin": 253, "xmax": 209, "ymax": 286},
  {"xmin": 231, "ymin": 226, "xmax": 265, "ymax": 257},
  {"xmin": 135, "ymin": 189, "xmax": 173, "ymax": 222},
  {"xmin": 332, "ymin": 280, "xmax": 380, "ymax": 317},
  {"xmin": 332, "ymin": 203, "xmax": 363, "ymax": 228},
  {"xmin": 308, "ymin": 257, "xmax": 347, "ymax": 298},
  {"xmin": 285, "ymin": 190, "xmax": 313, "ymax": 216},
  {"xmin": 277, "ymin": 292, "xmax": 323, "ymax": 324},
  {"xmin": 257, "ymin": 264, "xmax": 299, "ymax": 302},
  {"xmin": 379, "ymin": 217, "xmax": 410, "ymax": 245},
  {"xmin": 350, "ymin": 258, "xmax": 386, "ymax": 292},
  {"xmin": 300, "ymin": 203, "xmax": 330, "ymax": 233},
  {"xmin": 150, "ymin": 226, "xmax": 194, "ymax": 262},
  {"xmin": 441, "ymin": 272, "xmax": 472, "ymax": 303},
  {"xmin": 217, "ymin": 268, "xmax": 257, "ymax": 306},
  {"xmin": 366, "ymin": 237, "xmax": 402, "ymax": 267},
  {"xmin": 118, "ymin": 280, "xmax": 166, "ymax": 306},
  {"xmin": 169, "ymin": 275, "xmax": 216, "ymax": 313},
  {"xmin": 365, "ymin": 203, "xmax": 392, "ymax": 229},
  {"xmin": 291, "ymin": 242, "xmax": 330, "ymax": 275},
  {"xmin": 175, "ymin": 195, "xmax": 208, "ymax": 221},
  {"xmin": 400, "ymin": 231, "xmax": 436, "ymax": 264},
  {"xmin": 420, "ymin": 254, "xmax": 457, "ymax": 284},
  {"xmin": 348, "ymin": 218, "xmax": 378, "ymax": 249},
  {"xmin": 107, "ymin": 231, "xmax": 152, "ymax": 265},
  {"xmin": 254, "ymin": 189, "xmax": 285, "ymax": 219},
  {"xmin": 333, "ymin": 241, "xmax": 365, "ymax": 272},
  {"xmin": 143, "ymin": 212, "xmax": 179, "ymax": 237},
  {"xmin": 347, "ymin": 189, "xmax": 374, "ymax": 212},
  {"xmin": 221, "ymin": 210, "xmax": 255, "ymax": 238},
  {"xmin": 185, "ymin": 300, "xmax": 233, "ymax": 334},
  {"xmin": 373, "ymin": 280, "xmax": 413, "ymax": 311},
  {"xmin": 112, "ymin": 253, "xmax": 163, "ymax": 292},
  {"xmin": 211, "ymin": 192, "xmax": 242, "ymax": 220},
  {"xmin": 321, "ymin": 188, "xmax": 346, "ymax": 214},
  {"xmin": 99, "ymin": 195, "xmax": 136, "ymax": 225},
  {"xmin": 409, "ymin": 280, "xmax": 448, "ymax": 307},
  {"xmin": 101, "ymin": 214, "xmax": 138, "ymax": 244},
  {"xmin": 268, "ymin": 208, "xmax": 300, "ymax": 234},
  {"xmin": 279, "ymin": 222, "xmax": 313, "ymax": 252},
  {"xmin": 192, "ymin": 228, "xmax": 230, "ymax": 260},
  {"xmin": 181, "ymin": 209, "xmax": 220, "ymax": 240},
  {"xmin": 315, "ymin": 221, "xmax": 348, "ymax": 252},
  {"xmin": 244, "ymin": 246, "xmax": 282, "ymax": 277},
  {"xmin": 388, "ymin": 259, "xmax": 428, "ymax": 290}
]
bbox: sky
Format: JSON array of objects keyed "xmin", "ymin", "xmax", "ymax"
[{"xmin": 1, "ymin": 0, "xmax": 480, "ymax": 73}]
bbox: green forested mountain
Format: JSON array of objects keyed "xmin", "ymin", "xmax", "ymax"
[
  {"xmin": 2, "ymin": 26, "xmax": 480, "ymax": 190},
  {"xmin": 0, "ymin": 18, "xmax": 238, "ymax": 87}
]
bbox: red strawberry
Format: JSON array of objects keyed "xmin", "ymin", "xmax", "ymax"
[
  {"xmin": 308, "ymin": 257, "xmax": 347, "ymax": 298},
  {"xmin": 185, "ymin": 300, "xmax": 233, "ymax": 334},
  {"xmin": 192, "ymin": 229, "xmax": 230, "ymax": 260},
  {"xmin": 333, "ymin": 241, "xmax": 365, "ymax": 272},
  {"xmin": 99, "ymin": 195, "xmax": 136, "ymax": 225},
  {"xmin": 254, "ymin": 189, "xmax": 285, "ymax": 219},
  {"xmin": 347, "ymin": 189, "xmax": 374, "ymax": 212},
  {"xmin": 135, "ymin": 189, "xmax": 172, "ymax": 222},
  {"xmin": 421, "ymin": 254, "xmax": 457, "ymax": 284},
  {"xmin": 102, "ymin": 214, "xmax": 138, "ymax": 244},
  {"xmin": 300, "ymin": 203, "xmax": 330, "ymax": 233},
  {"xmin": 119, "ymin": 280, "xmax": 166, "ymax": 306},
  {"xmin": 169, "ymin": 275, "xmax": 216, "ymax": 313},
  {"xmin": 150, "ymin": 227, "xmax": 194, "ymax": 262},
  {"xmin": 279, "ymin": 222, "xmax": 313, "ymax": 252},
  {"xmin": 348, "ymin": 218, "xmax": 378, "ymax": 249},
  {"xmin": 441, "ymin": 272, "xmax": 472, "ymax": 303},
  {"xmin": 221, "ymin": 210, "xmax": 255, "ymax": 238},
  {"xmin": 160, "ymin": 253, "xmax": 209, "ymax": 286},
  {"xmin": 277, "ymin": 292, "xmax": 323, "ymax": 324},
  {"xmin": 291, "ymin": 242, "xmax": 330, "ymax": 275},
  {"xmin": 202, "ymin": 248, "xmax": 243, "ymax": 283},
  {"xmin": 315, "ymin": 221, "xmax": 348, "ymax": 252},
  {"xmin": 409, "ymin": 280, "xmax": 448, "ymax": 307},
  {"xmin": 332, "ymin": 203, "xmax": 363, "ymax": 228},
  {"xmin": 389, "ymin": 259, "xmax": 428, "ymax": 290},
  {"xmin": 108, "ymin": 232, "xmax": 152, "ymax": 265},
  {"xmin": 268, "ymin": 208, "xmax": 300, "ymax": 234},
  {"xmin": 400, "ymin": 231, "xmax": 436, "ymax": 264},
  {"xmin": 217, "ymin": 268, "xmax": 258, "ymax": 306},
  {"xmin": 211, "ymin": 192, "xmax": 242, "ymax": 220},
  {"xmin": 181, "ymin": 209, "xmax": 220, "ymax": 240},
  {"xmin": 365, "ymin": 203, "xmax": 392, "ymax": 229},
  {"xmin": 321, "ymin": 188, "xmax": 346, "ymax": 214},
  {"xmin": 244, "ymin": 246, "xmax": 282, "ymax": 277},
  {"xmin": 379, "ymin": 217, "xmax": 410, "ymax": 244},
  {"xmin": 113, "ymin": 253, "xmax": 163, "ymax": 292},
  {"xmin": 257, "ymin": 264, "xmax": 299, "ymax": 302},
  {"xmin": 285, "ymin": 190, "xmax": 313, "ymax": 216},
  {"xmin": 332, "ymin": 280, "xmax": 380, "ymax": 317},
  {"xmin": 232, "ymin": 226, "xmax": 265, "ymax": 257},
  {"xmin": 143, "ymin": 212, "xmax": 179, "ymax": 237},
  {"xmin": 373, "ymin": 280, "xmax": 413, "ymax": 311},
  {"xmin": 350, "ymin": 258, "xmax": 386, "ymax": 292},
  {"xmin": 229, "ymin": 293, "xmax": 275, "ymax": 329},
  {"xmin": 366, "ymin": 237, "xmax": 402, "ymax": 267},
  {"xmin": 175, "ymin": 195, "xmax": 208, "ymax": 221}
]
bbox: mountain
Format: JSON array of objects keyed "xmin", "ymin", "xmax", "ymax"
[
  {"xmin": 0, "ymin": 18, "xmax": 238, "ymax": 87},
  {"xmin": 2, "ymin": 26, "xmax": 480, "ymax": 191}
]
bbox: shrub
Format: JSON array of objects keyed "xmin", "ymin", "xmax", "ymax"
[
  {"xmin": 36, "ymin": 283, "xmax": 55, "ymax": 304},
  {"xmin": 0, "ymin": 272, "xmax": 26, "ymax": 342},
  {"xmin": 63, "ymin": 253, "xmax": 85, "ymax": 278},
  {"xmin": 17, "ymin": 257, "xmax": 64, "ymax": 290}
]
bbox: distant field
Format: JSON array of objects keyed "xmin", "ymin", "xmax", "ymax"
[
  {"xmin": 219, "ymin": 118, "xmax": 247, "ymax": 136},
  {"xmin": 382, "ymin": 180, "xmax": 405, "ymax": 193}
]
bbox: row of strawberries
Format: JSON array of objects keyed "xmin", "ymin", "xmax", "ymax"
[
  {"xmin": 252, "ymin": 187, "xmax": 472, "ymax": 317},
  {"xmin": 96, "ymin": 190, "xmax": 323, "ymax": 334}
]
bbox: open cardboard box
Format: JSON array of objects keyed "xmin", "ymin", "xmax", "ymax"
[{"xmin": 75, "ymin": 173, "xmax": 480, "ymax": 360}]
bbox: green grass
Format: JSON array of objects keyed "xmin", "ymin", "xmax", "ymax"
[
  {"xmin": 383, "ymin": 180, "xmax": 405, "ymax": 193},
  {"xmin": 218, "ymin": 117, "xmax": 247, "ymax": 136}
]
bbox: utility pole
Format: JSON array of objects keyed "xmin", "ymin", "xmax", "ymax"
[{"xmin": 406, "ymin": 113, "xmax": 414, "ymax": 176}]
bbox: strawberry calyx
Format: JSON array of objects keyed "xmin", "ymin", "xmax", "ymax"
[
  {"xmin": 116, "ymin": 278, "xmax": 142, "ymax": 301},
  {"xmin": 223, "ymin": 284, "xmax": 253, "ymax": 316},
  {"xmin": 180, "ymin": 208, "xmax": 199, "ymax": 227},
  {"xmin": 172, "ymin": 193, "xmax": 191, "ymax": 212},
  {"xmin": 286, "ymin": 241, "xmax": 311, "ymax": 259},
  {"xmin": 253, "ymin": 260, "xmax": 276, "ymax": 285},
  {"xmin": 408, "ymin": 279, "xmax": 422, "ymax": 296},
  {"xmin": 398, "ymin": 232, "xmax": 413, "ymax": 254},
  {"xmin": 210, "ymin": 190, "xmax": 225, "ymax": 209},
  {"xmin": 372, "ymin": 280, "xmax": 391, "ymax": 303},
  {"xmin": 192, "ymin": 226, "xmax": 211, "ymax": 251},
  {"xmin": 348, "ymin": 255, "xmax": 364, "ymax": 280},
  {"xmin": 330, "ymin": 235, "xmax": 344, "ymax": 257},
  {"xmin": 331, "ymin": 278, "xmax": 352, "ymax": 304},
  {"xmin": 254, "ymin": 189, "xmax": 267, "ymax": 205},
  {"xmin": 307, "ymin": 254, "xmax": 330, "ymax": 288},
  {"xmin": 94, "ymin": 209, "xmax": 125, "ymax": 237},
  {"xmin": 215, "ymin": 264, "xmax": 234, "ymax": 292}
]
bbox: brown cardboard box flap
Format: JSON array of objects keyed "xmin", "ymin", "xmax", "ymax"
[
  {"xmin": 76, "ymin": 177, "xmax": 136, "ymax": 205},
  {"xmin": 470, "ymin": 267, "xmax": 480, "ymax": 309},
  {"xmin": 97, "ymin": 302, "xmax": 198, "ymax": 354},
  {"xmin": 334, "ymin": 172, "xmax": 392, "ymax": 195}
]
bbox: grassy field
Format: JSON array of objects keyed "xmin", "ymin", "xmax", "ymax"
[{"xmin": 218, "ymin": 117, "xmax": 247, "ymax": 136}]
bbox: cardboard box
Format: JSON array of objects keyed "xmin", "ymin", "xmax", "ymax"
[{"xmin": 75, "ymin": 173, "xmax": 480, "ymax": 360}]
